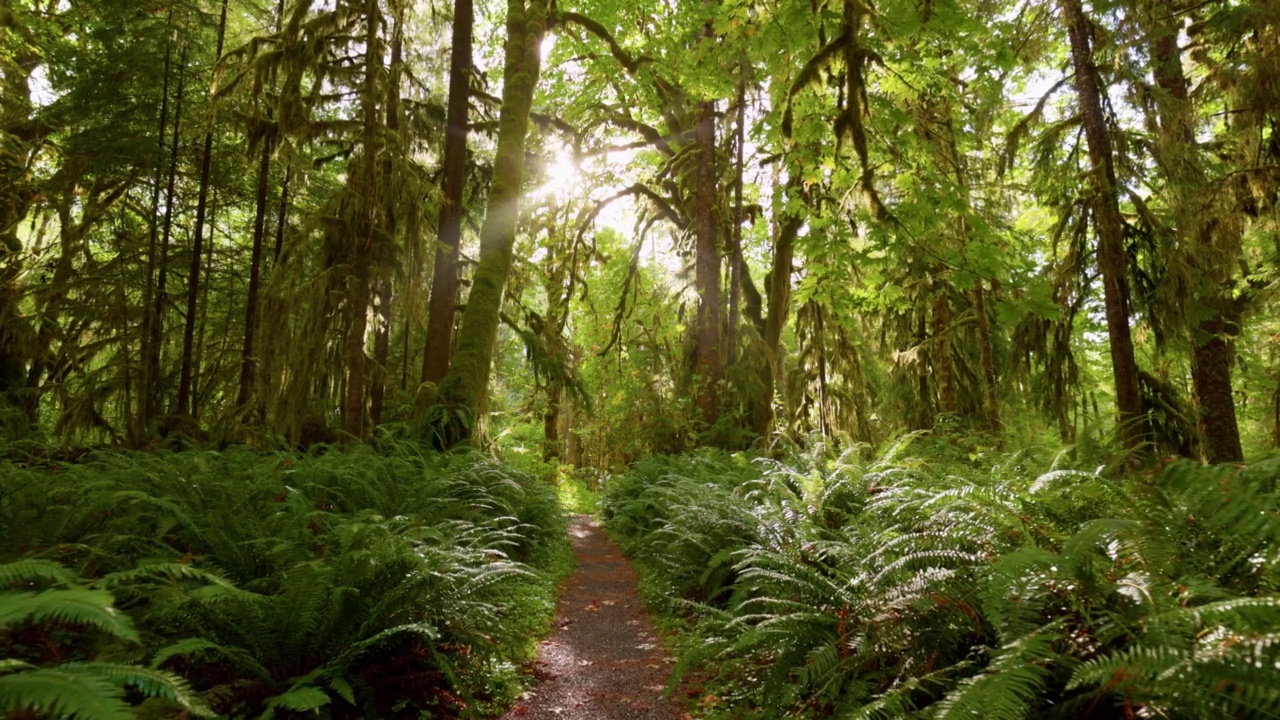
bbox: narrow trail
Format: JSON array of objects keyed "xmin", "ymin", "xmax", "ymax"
[{"xmin": 500, "ymin": 515, "xmax": 689, "ymax": 720}]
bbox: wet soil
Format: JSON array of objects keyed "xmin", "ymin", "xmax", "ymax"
[{"xmin": 499, "ymin": 515, "xmax": 689, "ymax": 720}]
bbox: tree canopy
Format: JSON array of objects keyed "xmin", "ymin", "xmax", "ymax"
[{"xmin": 0, "ymin": 0, "xmax": 1277, "ymax": 463}]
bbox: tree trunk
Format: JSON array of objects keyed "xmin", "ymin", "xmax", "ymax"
[
  {"xmin": 369, "ymin": 11, "xmax": 404, "ymax": 430},
  {"xmin": 1144, "ymin": 0, "xmax": 1243, "ymax": 463},
  {"xmin": 693, "ymin": 98, "xmax": 722, "ymax": 426},
  {"xmin": 272, "ymin": 166, "xmax": 290, "ymax": 265},
  {"xmin": 932, "ymin": 287, "xmax": 956, "ymax": 416},
  {"xmin": 436, "ymin": 0, "xmax": 550, "ymax": 446},
  {"xmin": 727, "ymin": 67, "xmax": 746, "ymax": 368},
  {"xmin": 149, "ymin": 43, "xmax": 189, "ymax": 422},
  {"xmin": 752, "ymin": 180, "xmax": 800, "ymax": 438},
  {"xmin": 136, "ymin": 9, "xmax": 175, "ymax": 440},
  {"xmin": 370, "ymin": 279, "xmax": 393, "ymax": 426},
  {"xmin": 343, "ymin": 262, "xmax": 371, "ymax": 438},
  {"xmin": 193, "ymin": 194, "xmax": 216, "ymax": 415},
  {"xmin": 543, "ymin": 384, "xmax": 561, "ymax": 463},
  {"xmin": 342, "ymin": 0, "xmax": 387, "ymax": 439},
  {"xmin": 236, "ymin": 132, "xmax": 273, "ymax": 412},
  {"xmin": 973, "ymin": 279, "xmax": 1001, "ymax": 433},
  {"xmin": 1061, "ymin": 0, "xmax": 1145, "ymax": 451},
  {"xmin": 0, "ymin": 35, "xmax": 45, "ymax": 419},
  {"xmin": 176, "ymin": 0, "xmax": 229, "ymax": 418},
  {"xmin": 1192, "ymin": 313, "xmax": 1243, "ymax": 463},
  {"xmin": 422, "ymin": 0, "xmax": 475, "ymax": 386}
]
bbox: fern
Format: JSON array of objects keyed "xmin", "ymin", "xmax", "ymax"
[
  {"xmin": 0, "ymin": 559, "xmax": 77, "ymax": 588},
  {"xmin": 0, "ymin": 589, "xmax": 138, "ymax": 641},
  {"xmin": 604, "ymin": 445, "xmax": 1280, "ymax": 719},
  {"xmin": 62, "ymin": 663, "xmax": 214, "ymax": 717},
  {"xmin": 0, "ymin": 668, "xmax": 133, "ymax": 720}
]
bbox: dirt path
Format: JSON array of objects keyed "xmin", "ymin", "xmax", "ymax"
[{"xmin": 500, "ymin": 515, "xmax": 688, "ymax": 720}]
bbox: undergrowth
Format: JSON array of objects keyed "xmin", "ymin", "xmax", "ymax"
[
  {"xmin": 0, "ymin": 438, "xmax": 572, "ymax": 719},
  {"xmin": 602, "ymin": 438, "xmax": 1280, "ymax": 719}
]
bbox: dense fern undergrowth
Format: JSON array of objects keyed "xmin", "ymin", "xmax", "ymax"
[
  {"xmin": 0, "ymin": 439, "xmax": 572, "ymax": 719},
  {"xmin": 602, "ymin": 439, "xmax": 1280, "ymax": 719}
]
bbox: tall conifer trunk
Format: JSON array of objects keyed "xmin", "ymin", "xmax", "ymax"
[
  {"xmin": 727, "ymin": 68, "xmax": 747, "ymax": 368},
  {"xmin": 342, "ymin": 0, "xmax": 385, "ymax": 439},
  {"xmin": 1144, "ymin": 1, "xmax": 1243, "ymax": 463},
  {"xmin": 422, "ymin": 0, "xmax": 475, "ymax": 386},
  {"xmin": 371, "ymin": 10, "xmax": 404, "ymax": 430},
  {"xmin": 177, "ymin": 0, "xmax": 229, "ymax": 418},
  {"xmin": 137, "ymin": 9, "xmax": 175, "ymax": 440},
  {"xmin": 237, "ymin": 134, "xmax": 272, "ymax": 412},
  {"xmin": 149, "ymin": 43, "xmax": 189, "ymax": 421},
  {"xmin": 436, "ymin": 0, "xmax": 550, "ymax": 446},
  {"xmin": 1061, "ymin": 0, "xmax": 1144, "ymax": 451},
  {"xmin": 237, "ymin": 0, "xmax": 284, "ymax": 416}
]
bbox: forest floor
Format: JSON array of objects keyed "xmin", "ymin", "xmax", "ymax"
[{"xmin": 499, "ymin": 515, "xmax": 690, "ymax": 720}]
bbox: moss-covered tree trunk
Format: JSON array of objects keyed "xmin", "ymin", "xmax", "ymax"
[
  {"xmin": 931, "ymin": 287, "xmax": 956, "ymax": 417},
  {"xmin": 342, "ymin": 0, "xmax": 387, "ymax": 439},
  {"xmin": 692, "ymin": 99, "xmax": 722, "ymax": 426},
  {"xmin": 973, "ymin": 279, "xmax": 1001, "ymax": 433},
  {"xmin": 1143, "ymin": 0, "xmax": 1243, "ymax": 463},
  {"xmin": 0, "ymin": 16, "xmax": 45, "ymax": 424},
  {"xmin": 751, "ymin": 176, "xmax": 800, "ymax": 438},
  {"xmin": 435, "ymin": 0, "xmax": 549, "ymax": 446}
]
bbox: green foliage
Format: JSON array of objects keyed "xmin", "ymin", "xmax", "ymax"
[
  {"xmin": 0, "ymin": 562, "xmax": 211, "ymax": 720},
  {"xmin": 604, "ymin": 444, "xmax": 1280, "ymax": 719},
  {"xmin": 0, "ymin": 442, "xmax": 571, "ymax": 718}
]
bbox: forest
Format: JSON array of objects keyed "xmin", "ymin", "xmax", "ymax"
[{"xmin": 1, "ymin": 0, "xmax": 1279, "ymax": 716}]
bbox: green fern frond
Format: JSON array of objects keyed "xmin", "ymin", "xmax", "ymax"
[
  {"xmin": 0, "ymin": 668, "xmax": 131, "ymax": 720},
  {"xmin": 63, "ymin": 663, "xmax": 213, "ymax": 717},
  {"xmin": 935, "ymin": 629, "xmax": 1061, "ymax": 720},
  {"xmin": 151, "ymin": 637, "xmax": 273, "ymax": 681},
  {"xmin": 0, "ymin": 559, "xmax": 77, "ymax": 588},
  {"xmin": 260, "ymin": 684, "xmax": 331, "ymax": 719},
  {"xmin": 0, "ymin": 659, "xmax": 34, "ymax": 674},
  {"xmin": 0, "ymin": 589, "xmax": 139, "ymax": 641}
]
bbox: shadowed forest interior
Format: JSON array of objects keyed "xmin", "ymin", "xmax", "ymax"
[{"xmin": 2, "ymin": 0, "xmax": 1280, "ymax": 716}]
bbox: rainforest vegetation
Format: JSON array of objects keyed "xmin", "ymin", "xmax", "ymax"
[{"xmin": 2, "ymin": 0, "xmax": 1280, "ymax": 716}]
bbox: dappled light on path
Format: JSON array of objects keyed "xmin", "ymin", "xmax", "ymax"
[{"xmin": 500, "ymin": 515, "xmax": 688, "ymax": 720}]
